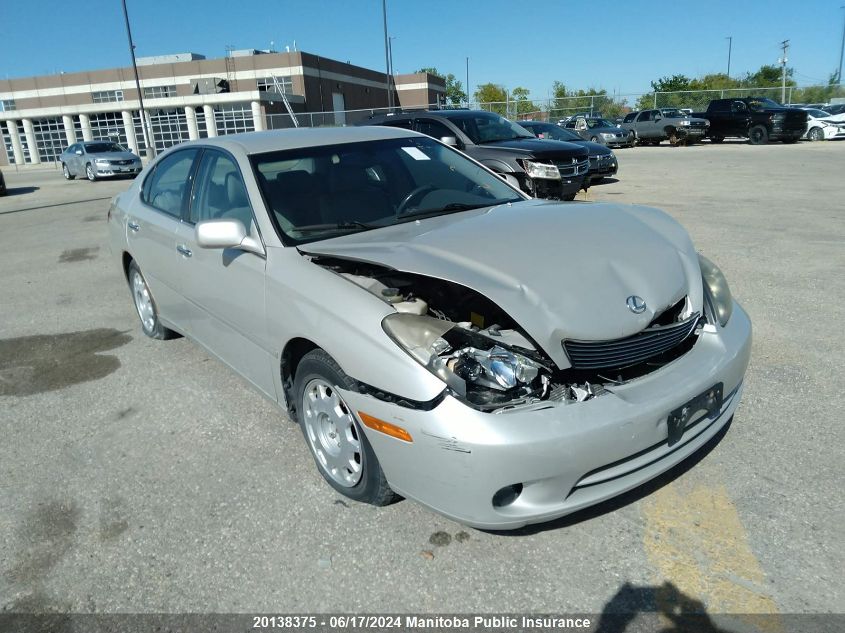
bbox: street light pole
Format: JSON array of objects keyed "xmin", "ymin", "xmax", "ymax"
[
  {"xmin": 121, "ymin": 0, "xmax": 155, "ymax": 157},
  {"xmin": 726, "ymin": 36, "xmax": 732, "ymax": 77},
  {"xmin": 382, "ymin": 0, "xmax": 393, "ymax": 110},
  {"xmin": 466, "ymin": 57, "xmax": 469, "ymax": 107},
  {"xmin": 838, "ymin": 6, "xmax": 845, "ymax": 84}
]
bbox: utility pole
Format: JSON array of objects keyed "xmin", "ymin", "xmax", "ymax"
[
  {"xmin": 838, "ymin": 6, "xmax": 845, "ymax": 84},
  {"xmin": 726, "ymin": 36, "xmax": 732, "ymax": 77},
  {"xmin": 779, "ymin": 39, "xmax": 789, "ymax": 104},
  {"xmin": 381, "ymin": 0, "xmax": 393, "ymax": 109},
  {"xmin": 121, "ymin": 0, "xmax": 155, "ymax": 157},
  {"xmin": 466, "ymin": 57, "xmax": 470, "ymax": 107},
  {"xmin": 388, "ymin": 36, "xmax": 396, "ymax": 78}
]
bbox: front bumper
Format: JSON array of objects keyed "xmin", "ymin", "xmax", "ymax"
[
  {"xmin": 588, "ymin": 155, "xmax": 618, "ymax": 180},
  {"xmin": 341, "ymin": 303, "xmax": 752, "ymax": 530},
  {"xmin": 95, "ymin": 164, "xmax": 142, "ymax": 177},
  {"xmin": 524, "ymin": 173, "xmax": 589, "ymax": 199}
]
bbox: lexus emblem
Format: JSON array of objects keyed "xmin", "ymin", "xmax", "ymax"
[{"xmin": 627, "ymin": 295, "xmax": 647, "ymax": 314}]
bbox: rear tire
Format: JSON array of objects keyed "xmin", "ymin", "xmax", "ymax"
[
  {"xmin": 294, "ymin": 349, "xmax": 396, "ymax": 506},
  {"xmin": 748, "ymin": 125, "xmax": 769, "ymax": 145},
  {"xmin": 62, "ymin": 163, "xmax": 75, "ymax": 180}
]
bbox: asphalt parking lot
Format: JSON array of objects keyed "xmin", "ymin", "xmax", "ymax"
[{"xmin": 1, "ymin": 142, "xmax": 843, "ymax": 623}]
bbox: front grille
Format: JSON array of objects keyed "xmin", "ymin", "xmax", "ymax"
[
  {"xmin": 563, "ymin": 312, "xmax": 701, "ymax": 369},
  {"xmin": 109, "ymin": 159, "xmax": 133, "ymax": 165},
  {"xmin": 555, "ymin": 159, "xmax": 589, "ymax": 177}
]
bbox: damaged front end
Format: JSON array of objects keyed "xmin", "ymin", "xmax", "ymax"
[{"xmin": 310, "ymin": 255, "xmax": 705, "ymax": 413}]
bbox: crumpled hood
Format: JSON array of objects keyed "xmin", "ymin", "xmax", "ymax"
[{"xmin": 303, "ymin": 200, "xmax": 704, "ymax": 369}]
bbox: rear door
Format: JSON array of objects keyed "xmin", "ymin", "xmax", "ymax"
[
  {"xmin": 126, "ymin": 148, "xmax": 200, "ymax": 333},
  {"xmin": 175, "ymin": 148, "xmax": 275, "ymax": 397}
]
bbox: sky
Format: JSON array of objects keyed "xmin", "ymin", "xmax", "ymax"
[{"xmin": 1, "ymin": 0, "xmax": 843, "ymax": 100}]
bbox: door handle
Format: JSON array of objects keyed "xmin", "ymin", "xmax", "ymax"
[
  {"xmin": 127, "ymin": 220, "xmax": 140, "ymax": 232},
  {"xmin": 176, "ymin": 244, "xmax": 193, "ymax": 258}
]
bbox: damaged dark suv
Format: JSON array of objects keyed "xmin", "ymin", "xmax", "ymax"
[{"xmin": 363, "ymin": 110, "xmax": 590, "ymax": 201}]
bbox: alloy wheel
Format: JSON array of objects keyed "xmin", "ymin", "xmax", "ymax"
[{"xmin": 131, "ymin": 270, "xmax": 156, "ymax": 333}]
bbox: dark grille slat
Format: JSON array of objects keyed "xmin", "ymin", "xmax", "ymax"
[
  {"xmin": 566, "ymin": 327, "xmax": 691, "ymax": 356},
  {"xmin": 563, "ymin": 313, "xmax": 700, "ymax": 369}
]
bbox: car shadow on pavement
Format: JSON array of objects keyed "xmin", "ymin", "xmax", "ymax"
[
  {"xmin": 592, "ymin": 178, "xmax": 620, "ymax": 186},
  {"xmin": 595, "ymin": 581, "xmax": 738, "ymax": 632},
  {"xmin": 2, "ymin": 186, "xmax": 40, "ymax": 196},
  {"xmin": 486, "ymin": 417, "xmax": 733, "ymax": 537}
]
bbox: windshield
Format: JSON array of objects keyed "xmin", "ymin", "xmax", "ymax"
[
  {"xmin": 805, "ymin": 109, "xmax": 830, "ymax": 118},
  {"xmin": 85, "ymin": 142, "xmax": 126, "ymax": 153},
  {"xmin": 747, "ymin": 98, "xmax": 783, "ymax": 111},
  {"xmin": 586, "ymin": 119, "xmax": 617, "ymax": 129},
  {"xmin": 252, "ymin": 136, "xmax": 524, "ymax": 245},
  {"xmin": 443, "ymin": 112, "xmax": 535, "ymax": 144},
  {"xmin": 525, "ymin": 123, "xmax": 580, "ymax": 142}
]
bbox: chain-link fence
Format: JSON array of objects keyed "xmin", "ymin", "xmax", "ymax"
[{"xmin": 262, "ymin": 85, "xmax": 842, "ymax": 131}]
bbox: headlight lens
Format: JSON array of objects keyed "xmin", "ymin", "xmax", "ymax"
[
  {"xmin": 95, "ymin": 158, "xmax": 110, "ymax": 164},
  {"xmin": 698, "ymin": 254, "xmax": 733, "ymax": 326},
  {"xmin": 601, "ymin": 132, "xmax": 614, "ymax": 139},
  {"xmin": 518, "ymin": 159, "xmax": 560, "ymax": 180},
  {"xmin": 382, "ymin": 313, "xmax": 549, "ymax": 403},
  {"xmin": 679, "ymin": 119, "xmax": 690, "ymax": 126}
]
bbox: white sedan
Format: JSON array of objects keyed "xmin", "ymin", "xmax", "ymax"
[{"xmin": 802, "ymin": 108, "xmax": 842, "ymax": 141}]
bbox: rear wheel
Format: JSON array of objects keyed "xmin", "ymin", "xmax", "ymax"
[
  {"xmin": 748, "ymin": 125, "xmax": 769, "ymax": 145},
  {"xmin": 62, "ymin": 163, "xmax": 75, "ymax": 180},
  {"xmin": 86, "ymin": 163, "xmax": 97, "ymax": 181},
  {"xmin": 294, "ymin": 349, "xmax": 396, "ymax": 506}
]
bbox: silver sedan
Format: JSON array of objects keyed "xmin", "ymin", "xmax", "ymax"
[
  {"xmin": 108, "ymin": 126, "xmax": 751, "ymax": 529},
  {"xmin": 61, "ymin": 141, "xmax": 142, "ymax": 181}
]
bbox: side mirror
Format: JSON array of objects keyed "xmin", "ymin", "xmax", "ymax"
[
  {"xmin": 440, "ymin": 136, "xmax": 458, "ymax": 147},
  {"xmin": 195, "ymin": 219, "xmax": 264, "ymax": 256}
]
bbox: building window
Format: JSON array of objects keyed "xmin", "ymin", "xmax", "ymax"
[
  {"xmin": 92, "ymin": 90, "xmax": 124, "ymax": 103},
  {"xmin": 89, "ymin": 112, "xmax": 128, "ymax": 146},
  {"xmin": 257, "ymin": 76, "xmax": 293, "ymax": 95},
  {"xmin": 0, "ymin": 99, "xmax": 16, "ymax": 112},
  {"xmin": 147, "ymin": 108, "xmax": 190, "ymax": 152},
  {"xmin": 32, "ymin": 117, "xmax": 68, "ymax": 162},
  {"xmin": 143, "ymin": 85, "xmax": 177, "ymax": 99},
  {"xmin": 1, "ymin": 121, "xmax": 15, "ymax": 163},
  {"xmin": 214, "ymin": 104, "xmax": 255, "ymax": 135}
]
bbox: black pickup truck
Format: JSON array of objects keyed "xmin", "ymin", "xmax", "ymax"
[{"xmin": 692, "ymin": 97, "xmax": 807, "ymax": 144}]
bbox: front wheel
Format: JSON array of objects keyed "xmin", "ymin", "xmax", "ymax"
[
  {"xmin": 127, "ymin": 261, "xmax": 178, "ymax": 340},
  {"xmin": 294, "ymin": 349, "xmax": 396, "ymax": 506},
  {"xmin": 86, "ymin": 163, "xmax": 97, "ymax": 181},
  {"xmin": 748, "ymin": 125, "xmax": 769, "ymax": 145},
  {"xmin": 62, "ymin": 163, "xmax": 75, "ymax": 180}
]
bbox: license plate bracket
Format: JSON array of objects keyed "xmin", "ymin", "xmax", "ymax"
[{"xmin": 667, "ymin": 383, "xmax": 723, "ymax": 446}]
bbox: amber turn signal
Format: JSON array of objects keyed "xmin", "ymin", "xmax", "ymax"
[{"xmin": 358, "ymin": 412, "xmax": 413, "ymax": 443}]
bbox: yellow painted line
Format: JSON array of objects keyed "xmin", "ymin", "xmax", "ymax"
[{"xmin": 642, "ymin": 481, "xmax": 783, "ymax": 632}]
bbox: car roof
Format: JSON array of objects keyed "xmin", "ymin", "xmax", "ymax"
[{"xmin": 170, "ymin": 126, "xmax": 422, "ymax": 156}]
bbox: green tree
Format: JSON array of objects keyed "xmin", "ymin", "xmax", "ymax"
[
  {"xmin": 474, "ymin": 83, "xmax": 508, "ymax": 115},
  {"xmin": 511, "ymin": 86, "xmax": 538, "ymax": 116},
  {"xmin": 415, "ymin": 67, "xmax": 467, "ymax": 105},
  {"xmin": 743, "ymin": 64, "xmax": 793, "ymax": 88},
  {"xmin": 550, "ymin": 83, "xmax": 623, "ymax": 119}
]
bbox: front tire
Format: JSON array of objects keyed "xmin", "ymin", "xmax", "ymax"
[
  {"xmin": 127, "ymin": 261, "xmax": 177, "ymax": 340},
  {"xmin": 86, "ymin": 163, "xmax": 97, "ymax": 181},
  {"xmin": 62, "ymin": 163, "xmax": 75, "ymax": 180},
  {"xmin": 294, "ymin": 349, "xmax": 395, "ymax": 506},
  {"xmin": 748, "ymin": 125, "xmax": 769, "ymax": 145}
]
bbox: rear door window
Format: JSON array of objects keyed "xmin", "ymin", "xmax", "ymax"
[{"xmin": 189, "ymin": 150, "xmax": 255, "ymax": 233}]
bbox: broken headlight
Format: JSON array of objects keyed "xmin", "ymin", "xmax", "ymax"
[
  {"xmin": 518, "ymin": 159, "xmax": 560, "ymax": 180},
  {"xmin": 698, "ymin": 254, "xmax": 733, "ymax": 327},
  {"xmin": 382, "ymin": 313, "xmax": 549, "ymax": 406}
]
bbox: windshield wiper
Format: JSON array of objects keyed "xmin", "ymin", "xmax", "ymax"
[
  {"xmin": 396, "ymin": 200, "xmax": 517, "ymax": 222},
  {"xmin": 293, "ymin": 220, "xmax": 379, "ymax": 234}
]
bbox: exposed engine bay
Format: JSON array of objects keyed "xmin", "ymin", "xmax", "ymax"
[{"xmin": 310, "ymin": 255, "xmax": 702, "ymax": 412}]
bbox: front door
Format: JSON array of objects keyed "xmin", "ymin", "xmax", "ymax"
[
  {"xmin": 127, "ymin": 147, "xmax": 200, "ymax": 332},
  {"xmin": 177, "ymin": 149, "xmax": 275, "ymax": 397}
]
